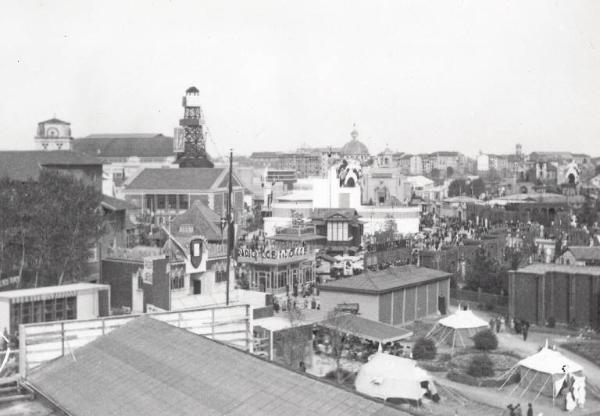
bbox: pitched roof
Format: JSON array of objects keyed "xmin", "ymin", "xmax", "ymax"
[
  {"xmin": 565, "ymin": 246, "xmax": 600, "ymax": 262},
  {"xmin": 319, "ymin": 265, "xmax": 451, "ymax": 295},
  {"xmin": 39, "ymin": 118, "xmax": 70, "ymax": 125},
  {"xmin": 28, "ymin": 316, "xmax": 409, "ymax": 416},
  {"xmin": 73, "ymin": 134, "xmax": 174, "ymax": 158},
  {"xmin": 124, "ymin": 168, "xmax": 229, "ymax": 191},
  {"xmin": 170, "ymin": 200, "xmax": 223, "ymax": 241},
  {"xmin": 0, "ymin": 151, "xmax": 102, "ymax": 181},
  {"xmin": 319, "ymin": 315, "xmax": 413, "ymax": 343},
  {"xmin": 101, "ymin": 195, "xmax": 138, "ymax": 211},
  {"xmin": 311, "ymin": 208, "xmax": 361, "ymax": 221},
  {"xmin": 516, "ymin": 263, "xmax": 600, "ymax": 276}
]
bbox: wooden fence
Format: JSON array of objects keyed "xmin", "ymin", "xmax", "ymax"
[{"xmin": 19, "ymin": 304, "xmax": 251, "ymax": 378}]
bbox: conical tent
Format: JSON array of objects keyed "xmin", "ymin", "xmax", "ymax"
[
  {"xmin": 355, "ymin": 352, "xmax": 433, "ymax": 403},
  {"xmin": 513, "ymin": 347, "xmax": 584, "ymax": 398},
  {"xmin": 426, "ymin": 309, "xmax": 489, "ymax": 351}
]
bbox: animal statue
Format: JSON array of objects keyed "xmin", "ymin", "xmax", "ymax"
[{"xmin": 336, "ymin": 159, "xmax": 363, "ymax": 188}]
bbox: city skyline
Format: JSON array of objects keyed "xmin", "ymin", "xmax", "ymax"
[{"xmin": 2, "ymin": 0, "xmax": 600, "ymax": 158}]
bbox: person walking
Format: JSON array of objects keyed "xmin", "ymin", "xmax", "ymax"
[
  {"xmin": 527, "ymin": 403, "xmax": 533, "ymax": 416},
  {"xmin": 522, "ymin": 321, "xmax": 529, "ymax": 341}
]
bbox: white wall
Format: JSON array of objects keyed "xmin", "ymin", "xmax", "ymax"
[
  {"xmin": 76, "ymin": 291, "xmax": 99, "ymax": 320},
  {"xmin": 358, "ymin": 206, "xmax": 420, "ymax": 235},
  {"xmin": 0, "ymin": 300, "xmax": 9, "ymax": 334},
  {"xmin": 319, "ymin": 291, "xmax": 380, "ymax": 322}
]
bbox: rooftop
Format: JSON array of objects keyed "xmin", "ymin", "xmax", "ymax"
[
  {"xmin": 28, "ymin": 316, "xmax": 409, "ymax": 416},
  {"xmin": 170, "ymin": 200, "xmax": 224, "ymax": 242},
  {"xmin": 101, "ymin": 195, "xmax": 138, "ymax": 211},
  {"xmin": 0, "ymin": 283, "xmax": 109, "ymax": 300},
  {"xmin": 319, "ymin": 315, "xmax": 413, "ymax": 343},
  {"xmin": 124, "ymin": 168, "xmax": 241, "ymax": 192},
  {"xmin": 0, "ymin": 151, "xmax": 102, "ymax": 181},
  {"xmin": 39, "ymin": 118, "xmax": 70, "ymax": 125},
  {"xmin": 516, "ymin": 263, "xmax": 600, "ymax": 276},
  {"xmin": 319, "ymin": 265, "xmax": 451, "ymax": 295},
  {"xmin": 73, "ymin": 134, "xmax": 175, "ymax": 158},
  {"xmin": 566, "ymin": 246, "xmax": 600, "ymax": 262}
]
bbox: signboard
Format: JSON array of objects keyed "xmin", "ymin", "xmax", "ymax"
[
  {"xmin": 142, "ymin": 257, "xmax": 154, "ymax": 285},
  {"xmin": 237, "ymin": 246, "xmax": 306, "ymax": 262},
  {"xmin": 185, "ymin": 237, "xmax": 208, "ymax": 274},
  {"xmin": 174, "ymin": 127, "xmax": 185, "ymax": 153},
  {"xmin": 0, "ymin": 275, "xmax": 20, "ymax": 288}
]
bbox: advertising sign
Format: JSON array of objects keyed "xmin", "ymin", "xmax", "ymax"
[
  {"xmin": 237, "ymin": 246, "xmax": 306, "ymax": 263},
  {"xmin": 185, "ymin": 237, "xmax": 208, "ymax": 274}
]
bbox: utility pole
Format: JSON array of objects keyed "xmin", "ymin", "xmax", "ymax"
[{"xmin": 225, "ymin": 149, "xmax": 234, "ymax": 306}]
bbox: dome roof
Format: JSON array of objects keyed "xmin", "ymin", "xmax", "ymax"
[
  {"xmin": 342, "ymin": 128, "xmax": 369, "ymax": 155},
  {"xmin": 186, "ymin": 86, "xmax": 199, "ymax": 94}
]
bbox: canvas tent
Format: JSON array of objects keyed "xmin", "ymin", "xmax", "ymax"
[
  {"xmin": 501, "ymin": 346, "xmax": 585, "ymax": 401},
  {"xmin": 355, "ymin": 351, "xmax": 435, "ymax": 404},
  {"xmin": 426, "ymin": 309, "xmax": 489, "ymax": 351}
]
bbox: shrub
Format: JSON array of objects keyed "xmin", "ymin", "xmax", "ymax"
[
  {"xmin": 467, "ymin": 354, "xmax": 494, "ymax": 378},
  {"xmin": 547, "ymin": 317, "xmax": 556, "ymax": 328},
  {"xmin": 412, "ymin": 337, "xmax": 437, "ymax": 360},
  {"xmin": 473, "ymin": 329, "xmax": 498, "ymax": 351}
]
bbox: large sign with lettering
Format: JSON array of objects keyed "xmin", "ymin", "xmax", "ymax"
[{"xmin": 237, "ymin": 246, "xmax": 307, "ymax": 263}]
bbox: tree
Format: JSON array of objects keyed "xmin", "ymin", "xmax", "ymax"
[
  {"xmin": 473, "ymin": 329, "xmax": 498, "ymax": 351},
  {"xmin": 324, "ymin": 310, "xmax": 358, "ymax": 384},
  {"xmin": 430, "ymin": 168, "xmax": 441, "ymax": 180},
  {"xmin": 577, "ymin": 197, "xmax": 598, "ymax": 228},
  {"xmin": 446, "ymin": 166, "xmax": 454, "ymax": 178},
  {"xmin": 413, "ymin": 337, "xmax": 437, "ymax": 360},
  {"xmin": 448, "ymin": 179, "xmax": 467, "ymax": 197},
  {"xmin": 276, "ymin": 307, "xmax": 311, "ymax": 370},
  {"xmin": 0, "ymin": 171, "xmax": 104, "ymax": 287},
  {"xmin": 467, "ymin": 354, "xmax": 494, "ymax": 377},
  {"xmin": 466, "ymin": 247, "xmax": 506, "ymax": 293},
  {"xmin": 470, "ymin": 178, "xmax": 485, "ymax": 198}
]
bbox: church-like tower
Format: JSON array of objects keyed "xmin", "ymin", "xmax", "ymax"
[{"xmin": 175, "ymin": 86, "xmax": 213, "ymax": 168}]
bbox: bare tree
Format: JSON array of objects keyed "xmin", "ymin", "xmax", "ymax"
[
  {"xmin": 275, "ymin": 306, "xmax": 311, "ymax": 370},
  {"xmin": 323, "ymin": 309, "xmax": 358, "ymax": 384}
]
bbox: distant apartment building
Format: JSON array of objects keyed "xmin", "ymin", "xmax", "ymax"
[
  {"xmin": 249, "ymin": 152, "xmax": 321, "ymax": 178},
  {"xmin": 427, "ymin": 151, "xmax": 467, "ymax": 177}
]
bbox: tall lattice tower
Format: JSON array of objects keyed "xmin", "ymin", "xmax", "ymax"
[{"xmin": 175, "ymin": 86, "xmax": 213, "ymax": 168}]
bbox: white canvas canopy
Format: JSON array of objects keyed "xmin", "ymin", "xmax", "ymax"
[
  {"xmin": 500, "ymin": 345, "xmax": 586, "ymax": 404},
  {"xmin": 355, "ymin": 352, "xmax": 433, "ymax": 402},
  {"xmin": 426, "ymin": 309, "xmax": 489, "ymax": 351}
]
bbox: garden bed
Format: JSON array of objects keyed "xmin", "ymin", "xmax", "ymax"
[
  {"xmin": 561, "ymin": 340, "xmax": 600, "ymax": 367},
  {"xmin": 446, "ymin": 351, "xmax": 520, "ymax": 388},
  {"xmin": 417, "ymin": 353, "xmax": 451, "ymax": 373}
]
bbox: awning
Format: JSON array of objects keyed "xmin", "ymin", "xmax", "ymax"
[{"xmin": 318, "ymin": 315, "xmax": 413, "ymax": 344}]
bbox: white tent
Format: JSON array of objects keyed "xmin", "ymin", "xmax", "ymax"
[
  {"xmin": 502, "ymin": 346, "xmax": 585, "ymax": 400},
  {"xmin": 354, "ymin": 352, "xmax": 434, "ymax": 403},
  {"xmin": 426, "ymin": 309, "xmax": 489, "ymax": 351}
]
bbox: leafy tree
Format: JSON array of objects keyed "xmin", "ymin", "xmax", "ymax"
[
  {"xmin": 467, "ymin": 354, "xmax": 494, "ymax": 377},
  {"xmin": 466, "ymin": 247, "xmax": 506, "ymax": 293},
  {"xmin": 473, "ymin": 329, "xmax": 498, "ymax": 350},
  {"xmin": 470, "ymin": 178, "xmax": 485, "ymax": 198},
  {"xmin": 413, "ymin": 337, "xmax": 437, "ymax": 360},
  {"xmin": 577, "ymin": 197, "xmax": 598, "ymax": 227},
  {"xmin": 430, "ymin": 168, "xmax": 441, "ymax": 180},
  {"xmin": 446, "ymin": 166, "xmax": 454, "ymax": 178},
  {"xmin": 448, "ymin": 179, "xmax": 467, "ymax": 197},
  {"xmin": 0, "ymin": 171, "xmax": 104, "ymax": 287}
]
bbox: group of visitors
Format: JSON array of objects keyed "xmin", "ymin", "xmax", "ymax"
[{"xmin": 506, "ymin": 402, "xmax": 536, "ymax": 416}]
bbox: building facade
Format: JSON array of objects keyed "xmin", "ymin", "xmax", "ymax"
[{"xmin": 35, "ymin": 118, "xmax": 73, "ymax": 151}]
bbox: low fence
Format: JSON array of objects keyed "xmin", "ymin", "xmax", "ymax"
[
  {"xmin": 19, "ymin": 304, "xmax": 251, "ymax": 378},
  {"xmin": 451, "ymin": 289, "xmax": 508, "ymax": 314}
]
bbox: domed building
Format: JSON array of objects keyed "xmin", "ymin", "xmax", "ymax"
[{"xmin": 341, "ymin": 126, "xmax": 370, "ymax": 163}]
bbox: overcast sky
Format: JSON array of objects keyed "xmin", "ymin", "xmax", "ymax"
[{"xmin": 2, "ymin": 0, "xmax": 600, "ymax": 158}]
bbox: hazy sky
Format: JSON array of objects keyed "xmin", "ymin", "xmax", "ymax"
[{"xmin": 2, "ymin": 0, "xmax": 600, "ymax": 158}]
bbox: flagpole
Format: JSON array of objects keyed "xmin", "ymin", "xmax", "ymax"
[{"xmin": 225, "ymin": 149, "xmax": 233, "ymax": 306}]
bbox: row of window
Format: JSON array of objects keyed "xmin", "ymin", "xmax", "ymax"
[
  {"xmin": 10, "ymin": 297, "xmax": 77, "ymax": 333},
  {"xmin": 145, "ymin": 194, "xmax": 189, "ymax": 211},
  {"xmin": 327, "ymin": 221, "xmax": 349, "ymax": 242}
]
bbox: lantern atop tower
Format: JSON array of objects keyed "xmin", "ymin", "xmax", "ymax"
[{"xmin": 175, "ymin": 86, "xmax": 213, "ymax": 168}]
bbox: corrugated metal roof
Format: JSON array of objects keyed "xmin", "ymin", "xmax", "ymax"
[
  {"xmin": 28, "ymin": 316, "xmax": 410, "ymax": 416},
  {"xmin": 319, "ymin": 265, "xmax": 450, "ymax": 295}
]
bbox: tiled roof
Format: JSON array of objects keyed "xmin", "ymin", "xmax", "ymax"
[
  {"xmin": 319, "ymin": 315, "xmax": 412, "ymax": 343},
  {"xmin": 565, "ymin": 246, "xmax": 600, "ymax": 262},
  {"xmin": 73, "ymin": 134, "xmax": 174, "ymax": 158},
  {"xmin": 0, "ymin": 151, "xmax": 101, "ymax": 181},
  {"xmin": 124, "ymin": 168, "xmax": 228, "ymax": 191},
  {"xmin": 28, "ymin": 316, "xmax": 410, "ymax": 416},
  {"xmin": 319, "ymin": 265, "xmax": 451, "ymax": 295},
  {"xmin": 170, "ymin": 200, "xmax": 223, "ymax": 241}
]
